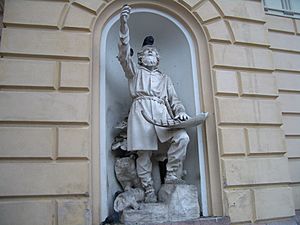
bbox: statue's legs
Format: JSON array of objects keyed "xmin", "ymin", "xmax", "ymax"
[
  {"xmin": 165, "ymin": 129, "xmax": 189, "ymax": 184},
  {"xmin": 136, "ymin": 150, "xmax": 158, "ymax": 203}
]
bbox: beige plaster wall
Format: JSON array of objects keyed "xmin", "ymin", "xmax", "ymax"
[
  {"xmin": 0, "ymin": 0, "xmax": 297, "ymax": 224},
  {"xmin": 265, "ymin": 14, "xmax": 300, "ymax": 214}
]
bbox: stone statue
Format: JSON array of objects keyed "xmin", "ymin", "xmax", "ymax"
[
  {"xmin": 110, "ymin": 5, "xmax": 209, "ymax": 224},
  {"xmin": 118, "ymin": 4, "xmax": 201, "ymax": 203},
  {"xmin": 114, "ymin": 155, "xmax": 141, "ymax": 191}
]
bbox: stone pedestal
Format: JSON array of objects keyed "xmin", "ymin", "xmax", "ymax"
[
  {"xmin": 122, "ymin": 203, "xmax": 168, "ymax": 224},
  {"xmin": 122, "ymin": 184, "xmax": 200, "ymax": 225},
  {"xmin": 159, "ymin": 184, "xmax": 200, "ymax": 221}
]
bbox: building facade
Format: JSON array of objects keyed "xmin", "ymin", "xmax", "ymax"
[{"xmin": 0, "ymin": 0, "xmax": 299, "ymax": 224}]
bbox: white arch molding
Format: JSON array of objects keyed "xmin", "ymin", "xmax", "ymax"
[{"xmin": 100, "ymin": 7, "xmax": 208, "ymax": 219}]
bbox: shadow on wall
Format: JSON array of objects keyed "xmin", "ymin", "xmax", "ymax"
[{"xmin": 0, "ymin": 0, "xmax": 4, "ymax": 43}]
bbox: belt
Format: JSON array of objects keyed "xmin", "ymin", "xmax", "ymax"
[{"xmin": 133, "ymin": 96, "xmax": 164, "ymax": 105}]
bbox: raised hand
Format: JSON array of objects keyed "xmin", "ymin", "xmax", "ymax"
[{"xmin": 120, "ymin": 5, "xmax": 131, "ymax": 23}]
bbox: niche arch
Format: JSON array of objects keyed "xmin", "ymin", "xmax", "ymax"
[{"xmin": 91, "ymin": 1, "xmax": 221, "ymax": 223}]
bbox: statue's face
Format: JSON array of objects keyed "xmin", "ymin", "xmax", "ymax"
[{"xmin": 140, "ymin": 47, "xmax": 159, "ymax": 67}]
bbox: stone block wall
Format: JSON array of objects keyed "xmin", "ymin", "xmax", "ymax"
[
  {"xmin": 0, "ymin": 0, "xmax": 96, "ymax": 225},
  {"xmin": 266, "ymin": 14, "xmax": 300, "ymax": 215},
  {"xmin": 0, "ymin": 0, "xmax": 298, "ymax": 225},
  {"xmin": 181, "ymin": 0, "xmax": 295, "ymax": 223}
]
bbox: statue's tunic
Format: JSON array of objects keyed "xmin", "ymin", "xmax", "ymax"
[{"xmin": 118, "ymin": 32, "xmax": 186, "ymax": 151}]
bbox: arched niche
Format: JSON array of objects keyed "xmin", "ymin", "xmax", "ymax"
[
  {"xmin": 92, "ymin": 1, "xmax": 222, "ymax": 223},
  {"xmin": 101, "ymin": 8, "xmax": 207, "ymax": 218}
]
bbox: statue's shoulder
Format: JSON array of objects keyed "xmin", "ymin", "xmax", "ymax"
[
  {"xmin": 155, "ymin": 69, "xmax": 166, "ymax": 77},
  {"xmin": 162, "ymin": 73, "xmax": 171, "ymax": 80},
  {"xmin": 160, "ymin": 73, "xmax": 172, "ymax": 83}
]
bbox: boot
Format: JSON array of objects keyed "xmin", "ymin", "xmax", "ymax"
[
  {"xmin": 164, "ymin": 171, "xmax": 185, "ymax": 184},
  {"xmin": 144, "ymin": 185, "xmax": 157, "ymax": 203}
]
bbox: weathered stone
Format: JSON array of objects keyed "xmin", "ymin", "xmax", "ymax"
[
  {"xmin": 57, "ymin": 200, "xmax": 90, "ymax": 225},
  {"xmin": 275, "ymin": 71, "xmax": 300, "ymax": 91},
  {"xmin": 0, "ymin": 58, "xmax": 57, "ymax": 88},
  {"xmin": 273, "ymin": 51, "xmax": 300, "ymax": 72},
  {"xmin": 224, "ymin": 189, "xmax": 252, "ymax": 223},
  {"xmin": 246, "ymin": 128, "xmax": 286, "ymax": 154},
  {"xmin": 259, "ymin": 217, "xmax": 299, "ymax": 225},
  {"xmin": 3, "ymin": 0, "xmax": 65, "ymax": 28},
  {"xmin": 0, "ymin": 163, "xmax": 89, "ymax": 196},
  {"xmin": 178, "ymin": 0, "xmax": 200, "ymax": 9},
  {"xmin": 205, "ymin": 20, "xmax": 231, "ymax": 42},
  {"xmin": 218, "ymin": 128, "xmax": 246, "ymax": 155},
  {"xmin": 194, "ymin": 1, "xmax": 220, "ymax": 22},
  {"xmin": 266, "ymin": 15, "xmax": 295, "ymax": 33},
  {"xmin": 240, "ymin": 72, "xmax": 278, "ymax": 97},
  {"xmin": 229, "ymin": 21, "xmax": 269, "ymax": 46},
  {"xmin": 64, "ymin": 5, "xmax": 95, "ymax": 30},
  {"xmin": 286, "ymin": 137, "xmax": 300, "ymax": 158},
  {"xmin": 214, "ymin": 0, "xmax": 265, "ymax": 22},
  {"xmin": 122, "ymin": 203, "xmax": 168, "ymax": 225},
  {"xmin": 270, "ymin": 32, "xmax": 300, "ymax": 53},
  {"xmin": 159, "ymin": 184, "xmax": 200, "ymax": 222},
  {"xmin": 0, "ymin": 127, "xmax": 55, "ymax": 158},
  {"xmin": 292, "ymin": 185, "xmax": 300, "ymax": 209},
  {"xmin": 283, "ymin": 115, "xmax": 300, "ymax": 135},
  {"xmin": 289, "ymin": 160, "xmax": 300, "ymax": 183},
  {"xmin": 210, "ymin": 43, "xmax": 273, "ymax": 70},
  {"xmin": 122, "ymin": 184, "xmax": 200, "ymax": 224},
  {"xmin": 132, "ymin": 216, "xmax": 231, "ymax": 225},
  {"xmin": 114, "ymin": 188, "xmax": 144, "ymax": 212},
  {"xmin": 114, "ymin": 156, "xmax": 141, "ymax": 191},
  {"xmin": 216, "ymin": 97, "xmax": 282, "ymax": 124},
  {"xmin": 1, "ymin": 28, "xmax": 90, "ymax": 58},
  {"xmin": 254, "ymin": 187, "xmax": 295, "ymax": 221},
  {"xmin": 214, "ymin": 70, "xmax": 238, "ymax": 95},
  {"xmin": 279, "ymin": 93, "xmax": 300, "ymax": 113},
  {"xmin": 222, "ymin": 158, "xmax": 290, "ymax": 186},
  {"xmin": 0, "ymin": 201, "xmax": 54, "ymax": 225},
  {"xmin": 296, "ymin": 20, "xmax": 300, "ymax": 34},
  {"xmin": 0, "ymin": 92, "xmax": 89, "ymax": 123},
  {"xmin": 58, "ymin": 127, "xmax": 90, "ymax": 158},
  {"xmin": 60, "ymin": 61, "xmax": 90, "ymax": 89},
  {"xmin": 74, "ymin": 0, "xmax": 106, "ymax": 13}
]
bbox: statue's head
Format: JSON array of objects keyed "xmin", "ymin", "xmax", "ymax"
[{"xmin": 137, "ymin": 36, "xmax": 160, "ymax": 68}]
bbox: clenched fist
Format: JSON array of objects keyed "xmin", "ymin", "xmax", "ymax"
[{"xmin": 120, "ymin": 5, "xmax": 131, "ymax": 23}]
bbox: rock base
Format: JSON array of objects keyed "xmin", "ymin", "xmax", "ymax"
[
  {"xmin": 122, "ymin": 184, "xmax": 200, "ymax": 225},
  {"xmin": 122, "ymin": 203, "xmax": 168, "ymax": 224}
]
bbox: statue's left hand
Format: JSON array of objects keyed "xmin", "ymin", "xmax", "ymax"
[{"xmin": 175, "ymin": 112, "xmax": 190, "ymax": 121}]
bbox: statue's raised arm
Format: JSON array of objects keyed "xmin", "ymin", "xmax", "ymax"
[
  {"xmin": 119, "ymin": 5, "xmax": 130, "ymax": 44},
  {"xmin": 118, "ymin": 5, "xmax": 136, "ymax": 79}
]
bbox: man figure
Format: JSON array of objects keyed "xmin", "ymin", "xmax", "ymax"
[{"xmin": 118, "ymin": 5, "xmax": 190, "ymax": 203}]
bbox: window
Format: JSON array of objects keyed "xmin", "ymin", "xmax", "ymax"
[{"xmin": 264, "ymin": 0, "xmax": 300, "ymax": 19}]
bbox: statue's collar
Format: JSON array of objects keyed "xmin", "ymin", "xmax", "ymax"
[{"xmin": 139, "ymin": 66, "xmax": 161, "ymax": 73}]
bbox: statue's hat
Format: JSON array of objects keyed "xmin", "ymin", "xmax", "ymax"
[
  {"xmin": 137, "ymin": 35, "xmax": 159, "ymax": 66},
  {"xmin": 142, "ymin": 36, "xmax": 154, "ymax": 47}
]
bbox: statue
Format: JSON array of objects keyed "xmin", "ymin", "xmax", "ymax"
[
  {"xmin": 117, "ymin": 4, "xmax": 208, "ymax": 204},
  {"xmin": 102, "ymin": 5, "xmax": 210, "ymax": 224}
]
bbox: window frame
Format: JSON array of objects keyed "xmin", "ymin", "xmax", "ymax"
[{"xmin": 263, "ymin": 0, "xmax": 300, "ymax": 19}]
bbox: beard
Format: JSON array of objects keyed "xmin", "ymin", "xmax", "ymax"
[{"xmin": 141, "ymin": 55, "xmax": 158, "ymax": 67}]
